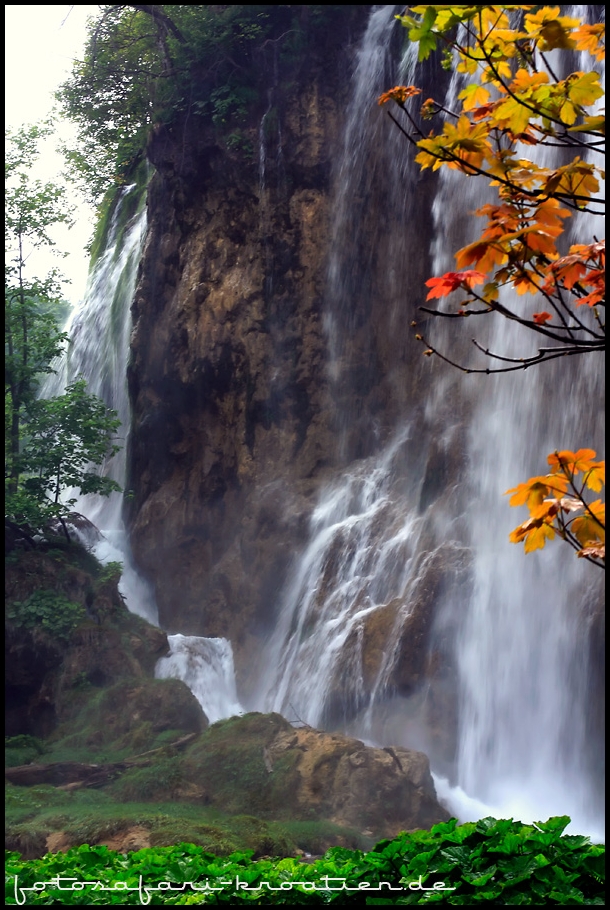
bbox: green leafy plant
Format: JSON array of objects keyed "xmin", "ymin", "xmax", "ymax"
[
  {"xmin": 7, "ymin": 589, "xmax": 85, "ymax": 643},
  {"xmin": 5, "ymin": 735, "xmax": 48, "ymax": 769},
  {"xmin": 4, "ymin": 816, "xmax": 605, "ymax": 904},
  {"xmin": 4, "ymin": 736, "xmax": 46, "ymax": 755},
  {"xmin": 98, "ymin": 561, "xmax": 124, "ymax": 584},
  {"xmin": 5, "ymin": 124, "xmax": 71, "ymax": 499}
]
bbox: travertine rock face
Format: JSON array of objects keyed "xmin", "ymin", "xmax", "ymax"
[
  {"xmin": 266, "ymin": 724, "xmax": 450, "ymax": 835},
  {"xmin": 126, "ymin": 13, "xmax": 369, "ymax": 664}
]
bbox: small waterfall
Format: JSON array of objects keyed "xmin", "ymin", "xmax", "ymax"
[
  {"xmin": 255, "ymin": 430, "xmax": 419, "ymax": 725},
  {"xmin": 156, "ymin": 635, "xmax": 244, "ymax": 724},
  {"xmin": 324, "ymin": 6, "xmax": 419, "ymax": 455},
  {"xmin": 254, "ymin": 5, "xmax": 604, "ymax": 838},
  {"xmin": 258, "ymin": 43, "xmax": 285, "ymax": 301}
]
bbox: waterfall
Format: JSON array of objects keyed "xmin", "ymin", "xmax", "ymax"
[
  {"xmin": 449, "ymin": 10, "xmax": 605, "ymax": 836},
  {"xmin": 43, "ymin": 181, "xmax": 244, "ymax": 724},
  {"xmin": 253, "ymin": 5, "xmax": 604, "ymax": 838},
  {"xmin": 156, "ymin": 635, "xmax": 243, "ymax": 724},
  {"xmin": 42, "ymin": 182, "xmax": 158, "ymax": 624},
  {"xmin": 44, "ymin": 5, "xmax": 603, "ymax": 837}
]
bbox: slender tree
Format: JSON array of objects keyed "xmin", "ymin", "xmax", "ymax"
[
  {"xmin": 5, "ymin": 124, "xmax": 71, "ymax": 495},
  {"xmin": 5, "ymin": 125, "xmax": 122, "ymax": 542}
]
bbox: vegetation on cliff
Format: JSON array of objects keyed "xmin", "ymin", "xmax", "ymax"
[
  {"xmin": 57, "ymin": 5, "xmax": 363, "ymax": 203},
  {"xmin": 380, "ymin": 5, "xmax": 605, "ymax": 567}
]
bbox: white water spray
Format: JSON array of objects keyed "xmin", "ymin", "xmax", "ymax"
[
  {"xmin": 156, "ymin": 635, "xmax": 244, "ymax": 724},
  {"xmin": 42, "ymin": 184, "xmax": 158, "ymax": 623}
]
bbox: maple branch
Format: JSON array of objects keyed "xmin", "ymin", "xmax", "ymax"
[
  {"xmin": 556, "ymin": 458, "xmax": 606, "ymax": 538},
  {"xmin": 554, "ymin": 515, "xmax": 604, "ymax": 568},
  {"xmin": 513, "ymin": 261, "xmax": 605, "ymax": 340},
  {"xmin": 472, "ymin": 19, "xmax": 605, "ymax": 156},
  {"xmin": 536, "ymin": 50, "xmax": 561, "ymax": 86},
  {"xmin": 387, "ymin": 108, "xmax": 426, "ymax": 145},
  {"xmin": 470, "ymin": 339, "xmax": 602, "ymax": 362},
  {"xmin": 412, "ymin": 327, "xmax": 602, "ymax": 375},
  {"xmin": 390, "ymin": 103, "xmax": 603, "ymax": 214},
  {"xmin": 439, "ymin": 285, "xmax": 604, "ymax": 347},
  {"xmin": 419, "ymin": 306, "xmax": 491, "ymax": 318}
]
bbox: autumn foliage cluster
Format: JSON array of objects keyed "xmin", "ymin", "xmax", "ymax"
[
  {"xmin": 506, "ymin": 449, "xmax": 605, "ymax": 566},
  {"xmin": 380, "ymin": 5, "xmax": 604, "ymax": 567}
]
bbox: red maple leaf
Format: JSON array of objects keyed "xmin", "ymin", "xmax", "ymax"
[
  {"xmin": 425, "ymin": 270, "xmax": 486, "ymax": 300},
  {"xmin": 533, "ymin": 311, "xmax": 553, "ymax": 324}
]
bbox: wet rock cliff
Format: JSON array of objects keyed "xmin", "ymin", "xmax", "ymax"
[{"xmin": 127, "ymin": 10, "xmax": 371, "ymax": 654}]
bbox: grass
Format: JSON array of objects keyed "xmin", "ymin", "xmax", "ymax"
[{"xmin": 5, "ymin": 782, "xmax": 371, "ymax": 860}]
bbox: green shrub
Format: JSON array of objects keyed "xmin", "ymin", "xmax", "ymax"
[
  {"xmin": 5, "ymin": 736, "xmax": 47, "ymax": 768},
  {"xmin": 7, "ymin": 590, "xmax": 85, "ymax": 643}
]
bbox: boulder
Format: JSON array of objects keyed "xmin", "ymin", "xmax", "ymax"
[{"xmin": 184, "ymin": 713, "xmax": 449, "ymax": 839}]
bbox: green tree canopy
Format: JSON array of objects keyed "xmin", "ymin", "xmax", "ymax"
[{"xmin": 57, "ymin": 5, "xmax": 360, "ymax": 202}]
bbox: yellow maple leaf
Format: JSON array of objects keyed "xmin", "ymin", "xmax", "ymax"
[
  {"xmin": 520, "ymin": 227, "xmax": 561, "ymax": 257},
  {"xmin": 568, "ymin": 114, "xmax": 606, "ymax": 134},
  {"xmin": 482, "ymin": 60, "xmax": 513, "ymax": 83},
  {"xmin": 548, "ymin": 448, "xmax": 598, "ymax": 476},
  {"xmin": 505, "ymin": 478, "xmax": 551, "ymax": 510},
  {"xmin": 458, "ymin": 84, "xmax": 491, "ymax": 112},
  {"xmin": 512, "ymin": 270, "xmax": 542, "ymax": 295},
  {"xmin": 494, "ymin": 96, "xmax": 533, "ymax": 134},
  {"xmin": 455, "ymin": 239, "xmax": 508, "ymax": 274},
  {"xmin": 510, "ymin": 68, "xmax": 550, "ymax": 94},
  {"xmin": 524, "ymin": 521, "xmax": 556, "ymax": 553},
  {"xmin": 524, "ymin": 9, "xmax": 580, "ymax": 51},
  {"xmin": 587, "ymin": 499, "xmax": 606, "ymax": 528},
  {"xmin": 571, "ymin": 509, "xmax": 605, "ymax": 547},
  {"xmin": 559, "ymin": 99, "xmax": 579, "ymax": 126},
  {"xmin": 572, "ymin": 23, "xmax": 606, "ymax": 61},
  {"xmin": 566, "ymin": 71, "xmax": 605, "ymax": 107},
  {"xmin": 481, "ymin": 7, "xmax": 513, "ymax": 35},
  {"xmin": 584, "ymin": 463, "xmax": 605, "ymax": 493},
  {"xmin": 539, "ymin": 20, "xmax": 577, "ymax": 51},
  {"xmin": 457, "ymin": 56, "xmax": 479, "ymax": 76},
  {"xmin": 534, "ymin": 198, "xmax": 572, "ymax": 229}
]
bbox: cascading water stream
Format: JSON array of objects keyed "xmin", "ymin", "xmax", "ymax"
[
  {"xmin": 253, "ymin": 5, "xmax": 604, "ymax": 839},
  {"xmin": 434, "ymin": 8, "xmax": 605, "ymax": 837},
  {"xmin": 43, "ymin": 182, "xmax": 244, "ymax": 723},
  {"xmin": 42, "ymin": 184, "xmax": 158, "ymax": 624}
]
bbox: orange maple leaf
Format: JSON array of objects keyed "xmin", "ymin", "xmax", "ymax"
[
  {"xmin": 425, "ymin": 270, "xmax": 486, "ymax": 300},
  {"xmin": 378, "ymin": 85, "xmax": 422, "ymax": 106},
  {"xmin": 533, "ymin": 311, "xmax": 552, "ymax": 324},
  {"xmin": 548, "ymin": 448, "xmax": 598, "ymax": 475}
]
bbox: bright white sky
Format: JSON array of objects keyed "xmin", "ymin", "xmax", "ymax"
[{"xmin": 5, "ymin": 5, "xmax": 100, "ymax": 304}]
